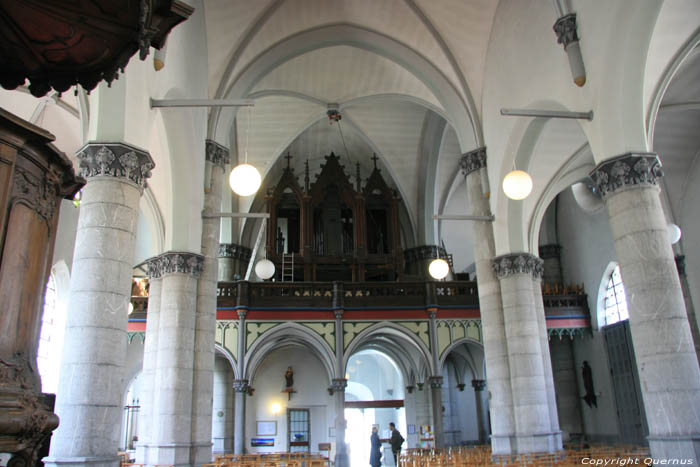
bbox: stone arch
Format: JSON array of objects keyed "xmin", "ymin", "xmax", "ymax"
[
  {"xmin": 215, "ymin": 343, "xmax": 240, "ymax": 380},
  {"xmin": 343, "ymin": 321, "xmax": 433, "ymax": 377},
  {"xmin": 210, "ymin": 23, "xmax": 477, "ymax": 153},
  {"xmin": 244, "ymin": 322, "xmax": 335, "ymax": 384},
  {"xmin": 439, "ymin": 337, "xmax": 485, "ymax": 381}
]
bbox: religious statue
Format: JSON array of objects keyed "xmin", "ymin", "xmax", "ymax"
[
  {"xmin": 581, "ymin": 360, "xmax": 597, "ymax": 408},
  {"xmin": 285, "ymin": 366, "xmax": 294, "ymax": 388}
]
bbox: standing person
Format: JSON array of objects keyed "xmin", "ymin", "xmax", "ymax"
[
  {"xmin": 370, "ymin": 426, "xmax": 382, "ymax": 467},
  {"xmin": 389, "ymin": 422, "xmax": 404, "ymax": 466}
]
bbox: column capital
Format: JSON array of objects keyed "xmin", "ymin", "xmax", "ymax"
[
  {"xmin": 589, "ymin": 152, "xmax": 663, "ymax": 199},
  {"xmin": 459, "ymin": 147, "xmax": 487, "ymax": 177},
  {"xmin": 218, "ymin": 243, "xmax": 252, "ymax": 261},
  {"xmin": 492, "ymin": 252, "xmax": 543, "ymax": 279},
  {"xmin": 331, "ymin": 378, "xmax": 348, "ymax": 392},
  {"xmin": 77, "ymin": 142, "xmax": 154, "ymax": 188},
  {"xmin": 428, "ymin": 376, "xmax": 443, "ymax": 389},
  {"xmin": 472, "ymin": 379, "xmax": 486, "ymax": 391},
  {"xmin": 237, "ymin": 310, "xmax": 248, "ymax": 320},
  {"xmin": 334, "ymin": 310, "xmax": 344, "ymax": 320},
  {"xmin": 232, "ymin": 379, "xmax": 249, "ymax": 393},
  {"xmin": 205, "ymin": 140, "xmax": 230, "ymax": 167},
  {"xmin": 553, "ymin": 13, "xmax": 579, "ymax": 48},
  {"xmin": 146, "ymin": 251, "xmax": 204, "ymax": 279}
]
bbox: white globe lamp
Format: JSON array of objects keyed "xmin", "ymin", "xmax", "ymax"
[
  {"xmin": 502, "ymin": 170, "xmax": 533, "ymax": 200},
  {"xmin": 229, "ymin": 163, "xmax": 262, "ymax": 196},
  {"xmin": 429, "ymin": 258, "xmax": 449, "ymax": 280},
  {"xmin": 255, "ymin": 258, "xmax": 276, "ymax": 280},
  {"xmin": 668, "ymin": 223, "xmax": 682, "ymax": 244}
]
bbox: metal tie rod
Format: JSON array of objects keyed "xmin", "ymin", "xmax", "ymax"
[
  {"xmin": 501, "ymin": 108, "xmax": 593, "ymax": 120},
  {"xmin": 202, "ymin": 212, "xmax": 270, "ymax": 219},
  {"xmin": 433, "ymin": 215, "xmax": 495, "ymax": 222},
  {"xmin": 150, "ymin": 98, "xmax": 255, "ymax": 108}
]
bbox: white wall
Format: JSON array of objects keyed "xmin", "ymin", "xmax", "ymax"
[
  {"xmin": 213, "ymin": 356, "xmax": 234, "ymax": 453},
  {"xmin": 51, "ymin": 199, "xmax": 80, "ymax": 272},
  {"xmin": 246, "ymin": 346, "xmax": 331, "ymax": 454}
]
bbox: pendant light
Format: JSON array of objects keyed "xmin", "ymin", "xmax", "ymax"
[
  {"xmin": 502, "ymin": 161, "xmax": 533, "ymax": 200},
  {"xmin": 668, "ymin": 223, "xmax": 682, "ymax": 244},
  {"xmin": 255, "ymin": 221, "xmax": 276, "ymax": 280},
  {"xmin": 428, "ymin": 245, "xmax": 449, "ymax": 280},
  {"xmin": 230, "ymin": 106, "xmax": 262, "ymax": 196}
]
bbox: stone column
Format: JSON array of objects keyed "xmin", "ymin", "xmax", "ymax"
[
  {"xmin": 135, "ymin": 272, "xmax": 162, "ymax": 464},
  {"xmin": 218, "ymin": 244, "xmax": 251, "ymax": 281},
  {"xmin": 675, "ymin": 255, "xmax": 700, "ymax": 365},
  {"xmin": 428, "ymin": 376, "xmax": 444, "ymax": 449},
  {"xmin": 332, "ymin": 285, "xmax": 349, "ymax": 467},
  {"xmin": 45, "ymin": 143, "xmax": 153, "ymax": 467},
  {"xmin": 471, "ymin": 380, "xmax": 489, "ymax": 444},
  {"xmin": 149, "ymin": 252, "xmax": 204, "ymax": 466},
  {"xmin": 549, "ymin": 338, "xmax": 583, "ymax": 441},
  {"xmin": 531, "ymin": 275, "xmax": 562, "ymax": 450},
  {"xmin": 190, "ymin": 141, "xmax": 229, "ymax": 465},
  {"xmin": 331, "ymin": 378, "xmax": 349, "ymax": 467},
  {"xmin": 493, "ymin": 253, "xmax": 558, "ymax": 454},
  {"xmin": 212, "ymin": 358, "xmax": 233, "ymax": 453},
  {"xmin": 232, "ymin": 379, "xmax": 248, "ymax": 454},
  {"xmin": 459, "ymin": 148, "xmax": 515, "ymax": 454},
  {"xmin": 591, "ymin": 153, "xmax": 700, "ymax": 462}
]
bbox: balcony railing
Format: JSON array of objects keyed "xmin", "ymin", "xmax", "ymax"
[{"xmin": 130, "ymin": 281, "xmax": 589, "ymax": 319}]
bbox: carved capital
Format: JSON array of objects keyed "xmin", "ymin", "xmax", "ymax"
[
  {"xmin": 218, "ymin": 243, "xmax": 252, "ymax": 261},
  {"xmin": 459, "ymin": 147, "xmax": 487, "ymax": 177},
  {"xmin": 553, "ymin": 13, "xmax": 579, "ymax": 49},
  {"xmin": 405, "ymin": 385, "xmax": 415, "ymax": 394},
  {"xmin": 428, "ymin": 376, "xmax": 443, "ymax": 389},
  {"xmin": 492, "ymin": 253, "xmax": 543, "ymax": 279},
  {"xmin": 205, "ymin": 140, "xmax": 230, "ymax": 167},
  {"xmin": 472, "ymin": 379, "xmax": 486, "ymax": 391},
  {"xmin": 146, "ymin": 251, "xmax": 204, "ymax": 279},
  {"xmin": 334, "ymin": 311, "xmax": 344, "ymax": 320},
  {"xmin": 233, "ymin": 379, "xmax": 249, "ymax": 393},
  {"xmin": 77, "ymin": 143, "xmax": 154, "ymax": 188},
  {"xmin": 331, "ymin": 378, "xmax": 348, "ymax": 392},
  {"xmin": 589, "ymin": 153, "xmax": 663, "ymax": 199}
]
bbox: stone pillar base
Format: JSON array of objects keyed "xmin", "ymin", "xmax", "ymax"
[
  {"xmin": 43, "ymin": 456, "xmax": 120, "ymax": 467},
  {"xmin": 334, "ymin": 452, "xmax": 349, "ymax": 467},
  {"xmin": 147, "ymin": 443, "xmax": 195, "ymax": 467},
  {"xmin": 512, "ymin": 431, "xmax": 561, "ymax": 454},
  {"xmin": 648, "ymin": 436, "xmax": 700, "ymax": 464},
  {"xmin": 490, "ymin": 434, "xmax": 514, "ymax": 455},
  {"xmin": 191, "ymin": 442, "xmax": 214, "ymax": 466}
]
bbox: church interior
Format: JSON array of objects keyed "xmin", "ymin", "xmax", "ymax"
[{"xmin": 1, "ymin": 1, "xmax": 700, "ymax": 466}]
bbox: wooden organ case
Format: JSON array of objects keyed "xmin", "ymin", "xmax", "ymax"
[{"xmin": 265, "ymin": 153, "xmax": 403, "ymax": 282}]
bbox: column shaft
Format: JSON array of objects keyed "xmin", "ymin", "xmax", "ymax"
[
  {"xmin": 47, "ymin": 142, "xmax": 153, "ymax": 467},
  {"xmin": 429, "ymin": 377, "xmax": 444, "ymax": 449},
  {"xmin": 232, "ymin": 381, "xmax": 248, "ymax": 454},
  {"xmin": 460, "ymin": 150, "xmax": 515, "ymax": 455},
  {"xmin": 136, "ymin": 276, "xmax": 162, "ymax": 464},
  {"xmin": 605, "ymin": 184, "xmax": 700, "ymax": 460},
  {"xmin": 472, "ymin": 380, "xmax": 489, "ymax": 444}
]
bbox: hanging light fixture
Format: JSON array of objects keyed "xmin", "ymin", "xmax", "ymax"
[
  {"xmin": 255, "ymin": 258, "xmax": 275, "ymax": 280},
  {"xmin": 429, "ymin": 258, "xmax": 449, "ymax": 280},
  {"xmin": 230, "ymin": 106, "xmax": 262, "ymax": 196},
  {"xmin": 667, "ymin": 223, "xmax": 682, "ymax": 244},
  {"xmin": 503, "ymin": 168, "xmax": 533, "ymax": 200}
]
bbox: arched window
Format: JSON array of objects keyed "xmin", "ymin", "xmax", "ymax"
[
  {"xmin": 603, "ymin": 265, "xmax": 628, "ymax": 326},
  {"xmin": 37, "ymin": 273, "xmax": 66, "ymax": 393}
]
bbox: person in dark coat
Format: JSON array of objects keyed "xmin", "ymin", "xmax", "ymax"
[
  {"xmin": 389, "ymin": 422, "xmax": 404, "ymax": 465},
  {"xmin": 370, "ymin": 426, "xmax": 382, "ymax": 467}
]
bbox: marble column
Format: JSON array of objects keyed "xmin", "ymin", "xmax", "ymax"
[
  {"xmin": 190, "ymin": 141, "xmax": 229, "ymax": 464},
  {"xmin": 232, "ymin": 379, "xmax": 248, "ymax": 454},
  {"xmin": 135, "ymin": 272, "xmax": 163, "ymax": 464},
  {"xmin": 591, "ymin": 153, "xmax": 700, "ymax": 462},
  {"xmin": 148, "ymin": 252, "xmax": 204, "ymax": 466},
  {"xmin": 45, "ymin": 143, "xmax": 153, "ymax": 467},
  {"xmin": 459, "ymin": 148, "xmax": 515, "ymax": 454},
  {"xmin": 531, "ymin": 275, "xmax": 562, "ymax": 450},
  {"xmin": 471, "ymin": 380, "xmax": 489, "ymax": 444},
  {"xmin": 493, "ymin": 253, "xmax": 558, "ymax": 454}
]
